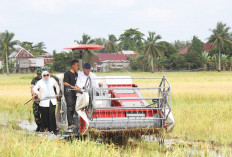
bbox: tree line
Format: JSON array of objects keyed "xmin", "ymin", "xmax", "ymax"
[
  {"xmin": 53, "ymin": 22, "xmax": 232, "ymax": 72},
  {"xmin": 1, "ymin": 21, "xmax": 232, "ymax": 73}
]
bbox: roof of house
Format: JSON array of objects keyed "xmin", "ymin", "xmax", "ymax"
[
  {"xmin": 121, "ymin": 50, "xmax": 134, "ymax": 55},
  {"xmin": 15, "ymin": 48, "xmax": 34, "ymax": 58},
  {"xmin": 93, "ymin": 53, "xmax": 128, "ymax": 63},
  {"xmin": 9, "ymin": 51, "xmax": 18, "ymax": 58},
  {"xmin": 178, "ymin": 46, "xmax": 190, "ymax": 55},
  {"xmin": 39, "ymin": 53, "xmax": 53, "ymax": 58},
  {"xmin": 204, "ymin": 43, "xmax": 216, "ymax": 51},
  {"xmin": 118, "ymin": 50, "xmax": 139, "ymax": 57},
  {"xmin": 178, "ymin": 43, "xmax": 216, "ymax": 55}
]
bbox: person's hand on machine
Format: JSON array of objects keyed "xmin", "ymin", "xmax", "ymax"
[
  {"xmin": 37, "ymin": 92, "xmax": 41, "ymax": 99},
  {"xmin": 32, "ymin": 93, "xmax": 38, "ymax": 100},
  {"xmin": 74, "ymin": 85, "xmax": 82, "ymax": 92},
  {"xmin": 98, "ymin": 82, "xmax": 103, "ymax": 87}
]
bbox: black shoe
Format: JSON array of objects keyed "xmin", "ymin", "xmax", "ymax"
[
  {"xmin": 67, "ymin": 126, "xmax": 73, "ymax": 132},
  {"xmin": 51, "ymin": 131, "xmax": 58, "ymax": 135},
  {"xmin": 36, "ymin": 125, "xmax": 41, "ymax": 132}
]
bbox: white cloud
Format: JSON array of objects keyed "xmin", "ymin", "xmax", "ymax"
[
  {"xmin": 0, "ymin": 15, "xmax": 7, "ymax": 24},
  {"xmin": 22, "ymin": 0, "xmax": 83, "ymax": 13},
  {"xmin": 145, "ymin": 8, "xmax": 177, "ymax": 21},
  {"xmin": 98, "ymin": 0, "xmax": 136, "ymax": 8},
  {"xmin": 23, "ymin": 0, "xmax": 137, "ymax": 14}
]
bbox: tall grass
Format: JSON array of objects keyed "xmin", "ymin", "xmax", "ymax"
[{"xmin": 1, "ymin": 72, "xmax": 232, "ymax": 156}]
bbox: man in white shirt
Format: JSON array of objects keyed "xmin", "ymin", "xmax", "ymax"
[
  {"xmin": 75, "ymin": 63, "xmax": 102, "ymax": 132},
  {"xmin": 76, "ymin": 63, "xmax": 102, "ymax": 91}
]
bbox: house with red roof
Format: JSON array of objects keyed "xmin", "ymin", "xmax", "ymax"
[
  {"xmin": 39, "ymin": 53, "xmax": 53, "ymax": 65},
  {"xmin": 9, "ymin": 48, "xmax": 45, "ymax": 73},
  {"xmin": 178, "ymin": 43, "xmax": 216, "ymax": 55},
  {"xmin": 92, "ymin": 53, "xmax": 129, "ymax": 72}
]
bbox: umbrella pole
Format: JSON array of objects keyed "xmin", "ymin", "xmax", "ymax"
[
  {"xmin": 79, "ymin": 50, "xmax": 83, "ymax": 71},
  {"xmin": 72, "ymin": 49, "xmax": 74, "ymax": 60}
]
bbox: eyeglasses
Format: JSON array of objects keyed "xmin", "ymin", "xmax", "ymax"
[{"xmin": 43, "ymin": 74, "xmax": 49, "ymax": 77}]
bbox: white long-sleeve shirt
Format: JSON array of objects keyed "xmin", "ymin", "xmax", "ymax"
[
  {"xmin": 76, "ymin": 71, "xmax": 99, "ymax": 91},
  {"xmin": 33, "ymin": 78, "xmax": 60, "ymax": 107}
]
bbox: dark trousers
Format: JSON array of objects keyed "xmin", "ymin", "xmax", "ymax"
[
  {"xmin": 40, "ymin": 101, "xmax": 56, "ymax": 133},
  {"xmin": 33, "ymin": 101, "xmax": 41, "ymax": 126},
  {"xmin": 65, "ymin": 94, "xmax": 77, "ymax": 126}
]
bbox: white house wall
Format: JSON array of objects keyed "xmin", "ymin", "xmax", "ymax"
[
  {"xmin": 35, "ymin": 57, "xmax": 44, "ymax": 67},
  {"xmin": 29, "ymin": 57, "xmax": 44, "ymax": 67},
  {"xmin": 18, "ymin": 58, "xmax": 30, "ymax": 68},
  {"xmin": 100, "ymin": 62, "xmax": 130, "ymax": 72}
]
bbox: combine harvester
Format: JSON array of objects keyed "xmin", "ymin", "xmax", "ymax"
[{"xmin": 55, "ymin": 44, "xmax": 175, "ymax": 142}]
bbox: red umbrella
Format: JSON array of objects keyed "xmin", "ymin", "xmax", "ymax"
[{"xmin": 64, "ymin": 44, "xmax": 104, "ymax": 50}]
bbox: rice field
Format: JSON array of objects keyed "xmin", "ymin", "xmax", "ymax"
[{"xmin": 0, "ymin": 71, "xmax": 232, "ymax": 156}]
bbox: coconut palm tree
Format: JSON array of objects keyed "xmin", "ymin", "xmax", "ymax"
[
  {"xmin": 201, "ymin": 51, "xmax": 209, "ymax": 71},
  {"xmin": 221, "ymin": 54, "xmax": 228, "ymax": 71},
  {"xmin": 74, "ymin": 33, "xmax": 95, "ymax": 45},
  {"xmin": 212, "ymin": 54, "xmax": 219, "ymax": 70},
  {"xmin": 105, "ymin": 34, "xmax": 118, "ymax": 53},
  {"xmin": 135, "ymin": 51, "xmax": 147, "ymax": 71},
  {"xmin": 208, "ymin": 22, "xmax": 232, "ymax": 71},
  {"xmin": 33, "ymin": 42, "xmax": 47, "ymax": 55},
  {"xmin": 35, "ymin": 42, "xmax": 46, "ymax": 50},
  {"xmin": 74, "ymin": 34, "xmax": 96, "ymax": 64},
  {"xmin": 20, "ymin": 41, "xmax": 34, "ymax": 50},
  {"xmin": 147, "ymin": 56, "xmax": 166, "ymax": 72},
  {"xmin": 119, "ymin": 28, "xmax": 144, "ymax": 51},
  {"xmin": 143, "ymin": 32, "xmax": 165, "ymax": 73},
  {"xmin": 94, "ymin": 38, "xmax": 106, "ymax": 46},
  {"xmin": 0, "ymin": 31, "xmax": 19, "ymax": 75}
]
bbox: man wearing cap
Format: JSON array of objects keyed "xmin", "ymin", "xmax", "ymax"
[
  {"xmin": 31, "ymin": 67, "xmax": 42, "ymax": 132},
  {"xmin": 75, "ymin": 63, "xmax": 102, "ymax": 132},
  {"xmin": 76, "ymin": 63, "xmax": 103, "ymax": 92}
]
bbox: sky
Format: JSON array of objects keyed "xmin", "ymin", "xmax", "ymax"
[{"xmin": 0, "ymin": 0, "xmax": 231, "ymax": 52}]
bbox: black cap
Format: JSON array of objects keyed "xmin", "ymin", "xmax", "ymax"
[{"xmin": 83, "ymin": 63, "xmax": 91, "ymax": 69}]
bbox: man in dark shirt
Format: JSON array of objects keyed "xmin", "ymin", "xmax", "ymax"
[
  {"xmin": 63, "ymin": 60, "xmax": 81, "ymax": 131},
  {"xmin": 31, "ymin": 67, "xmax": 42, "ymax": 132}
]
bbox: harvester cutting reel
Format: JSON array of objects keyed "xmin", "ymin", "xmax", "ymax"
[{"xmin": 79, "ymin": 76, "xmax": 175, "ymax": 137}]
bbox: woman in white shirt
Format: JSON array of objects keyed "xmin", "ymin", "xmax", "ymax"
[{"xmin": 33, "ymin": 71, "xmax": 60, "ymax": 134}]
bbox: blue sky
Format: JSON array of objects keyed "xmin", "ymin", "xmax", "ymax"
[{"xmin": 0, "ymin": 0, "xmax": 231, "ymax": 52}]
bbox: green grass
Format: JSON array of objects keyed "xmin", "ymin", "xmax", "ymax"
[
  {"xmin": 1, "ymin": 124, "xmax": 231, "ymax": 157},
  {"xmin": 0, "ymin": 72, "xmax": 232, "ymax": 156}
]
